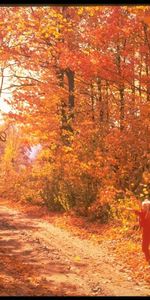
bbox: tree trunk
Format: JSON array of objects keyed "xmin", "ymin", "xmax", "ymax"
[
  {"xmin": 116, "ymin": 45, "xmax": 125, "ymax": 130},
  {"xmin": 143, "ymin": 23, "xmax": 150, "ymax": 102},
  {"xmin": 97, "ymin": 77, "xmax": 104, "ymax": 122},
  {"xmin": 90, "ymin": 82, "xmax": 95, "ymax": 122},
  {"xmin": 119, "ymin": 85, "xmax": 125, "ymax": 131},
  {"xmin": 65, "ymin": 68, "xmax": 75, "ymax": 111}
]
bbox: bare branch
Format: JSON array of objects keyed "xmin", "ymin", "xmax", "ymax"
[
  {"xmin": 2, "ymin": 83, "xmax": 36, "ymax": 90},
  {"xmin": 13, "ymin": 74, "xmax": 44, "ymax": 84},
  {"xmin": 0, "ymin": 68, "xmax": 4, "ymax": 97}
]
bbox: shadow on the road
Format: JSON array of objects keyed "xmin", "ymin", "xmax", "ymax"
[
  {"xmin": 0, "ymin": 214, "xmax": 39, "ymax": 231},
  {"xmin": 0, "ymin": 237, "xmax": 85, "ymax": 296},
  {"xmin": 0, "ymin": 238, "xmax": 20, "ymax": 249},
  {"xmin": 0, "ymin": 245, "xmax": 81, "ymax": 296},
  {"xmin": 0, "ymin": 206, "xmax": 88, "ymax": 296}
]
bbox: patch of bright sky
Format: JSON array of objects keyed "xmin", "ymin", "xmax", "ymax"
[
  {"xmin": 0, "ymin": 66, "xmax": 42, "ymax": 159},
  {"xmin": 0, "ymin": 66, "xmax": 12, "ymax": 119},
  {"xmin": 0, "ymin": 97, "xmax": 11, "ymax": 113},
  {"xmin": 28, "ymin": 144, "xmax": 42, "ymax": 160}
]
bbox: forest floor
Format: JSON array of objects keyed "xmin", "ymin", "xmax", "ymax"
[{"xmin": 0, "ymin": 199, "xmax": 150, "ymax": 296}]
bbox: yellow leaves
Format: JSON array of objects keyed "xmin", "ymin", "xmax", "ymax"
[
  {"xmin": 41, "ymin": 28, "xmax": 46, "ymax": 34},
  {"xmin": 53, "ymin": 31, "xmax": 60, "ymax": 38},
  {"xmin": 80, "ymin": 162, "xmax": 90, "ymax": 171},
  {"xmin": 41, "ymin": 26, "xmax": 60, "ymax": 39},
  {"xmin": 74, "ymin": 255, "xmax": 81, "ymax": 262},
  {"xmin": 17, "ymin": 20, "xmax": 27, "ymax": 31},
  {"xmin": 91, "ymin": 234, "xmax": 96, "ymax": 239},
  {"xmin": 63, "ymin": 146, "xmax": 72, "ymax": 153},
  {"xmin": 41, "ymin": 26, "xmax": 52, "ymax": 36},
  {"xmin": 127, "ymin": 6, "xmax": 147, "ymax": 13},
  {"xmin": 143, "ymin": 171, "xmax": 150, "ymax": 183},
  {"xmin": 25, "ymin": 30, "xmax": 33, "ymax": 37},
  {"xmin": 135, "ymin": 6, "xmax": 147, "ymax": 10},
  {"xmin": 143, "ymin": 189, "xmax": 149, "ymax": 195},
  {"xmin": 77, "ymin": 7, "xmax": 84, "ymax": 15},
  {"xmin": 50, "ymin": 143, "xmax": 57, "ymax": 151},
  {"xmin": 91, "ymin": 58, "xmax": 97, "ymax": 65},
  {"xmin": 3, "ymin": 143, "xmax": 14, "ymax": 163},
  {"xmin": 27, "ymin": 277, "xmax": 39, "ymax": 286},
  {"xmin": 40, "ymin": 14, "xmax": 62, "ymax": 40},
  {"xmin": 50, "ymin": 10, "xmax": 63, "ymax": 21},
  {"xmin": 18, "ymin": 35, "xmax": 25, "ymax": 43},
  {"xmin": 67, "ymin": 28, "xmax": 73, "ymax": 33},
  {"xmin": 38, "ymin": 149, "xmax": 50, "ymax": 159},
  {"xmin": 111, "ymin": 196, "xmax": 139, "ymax": 227},
  {"xmin": 45, "ymin": 33, "xmax": 49, "ymax": 38},
  {"xmin": 83, "ymin": 49, "xmax": 90, "ymax": 55}
]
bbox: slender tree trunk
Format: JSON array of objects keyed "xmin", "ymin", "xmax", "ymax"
[
  {"xmin": 143, "ymin": 23, "xmax": 150, "ymax": 102},
  {"xmin": 145, "ymin": 55, "xmax": 150, "ymax": 102},
  {"xmin": 139, "ymin": 53, "xmax": 142, "ymax": 100},
  {"xmin": 55, "ymin": 7, "xmax": 75, "ymax": 143},
  {"xmin": 65, "ymin": 68, "xmax": 75, "ymax": 133},
  {"xmin": 97, "ymin": 78, "xmax": 104, "ymax": 122},
  {"xmin": 131, "ymin": 80, "xmax": 135, "ymax": 116},
  {"xmin": 90, "ymin": 82, "xmax": 95, "ymax": 122},
  {"xmin": 105, "ymin": 80, "xmax": 109, "ymax": 124},
  {"xmin": 0, "ymin": 67, "xmax": 4, "ymax": 98},
  {"xmin": 119, "ymin": 85, "xmax": 125, "ymax": 130},
  {"xmin": 65, "ymin": 68, "xmax": 75, "ymax": 111},
  {"xmin": 116, "ymin": 45, "xmax": 125, "ymax": 130}
]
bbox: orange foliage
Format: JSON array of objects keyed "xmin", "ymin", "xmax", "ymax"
[{"xmin": 0, "ymin": 5, "xmax": 149, "ymax": 220}]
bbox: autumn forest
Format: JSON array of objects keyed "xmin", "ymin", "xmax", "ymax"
[{"xmin": 0, "ymin": 6, "xmax": 150, "ymax": 296}]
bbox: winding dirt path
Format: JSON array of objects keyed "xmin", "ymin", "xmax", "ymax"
[{"xmin": 0, "ymin": 203, "xmax": 150, "ymax": 296}]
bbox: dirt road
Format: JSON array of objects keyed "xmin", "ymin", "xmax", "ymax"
[{"xmin": 0, "ymin": 203, "xmax": 150, "ymax": 296}]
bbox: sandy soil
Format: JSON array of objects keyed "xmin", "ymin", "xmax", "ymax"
[{"xmin": 0, "ymin": 203, "xmax": 150, "ymax": 296}]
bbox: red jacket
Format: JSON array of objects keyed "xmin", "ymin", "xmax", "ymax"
[{"xmin": 137, "ymin": 210, "xmax": 150, "ymax": 234}]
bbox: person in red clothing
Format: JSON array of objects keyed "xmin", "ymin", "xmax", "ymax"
[{"xmin": 132, "ymin": 199, "xmax": 150, "ymax": 263}]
